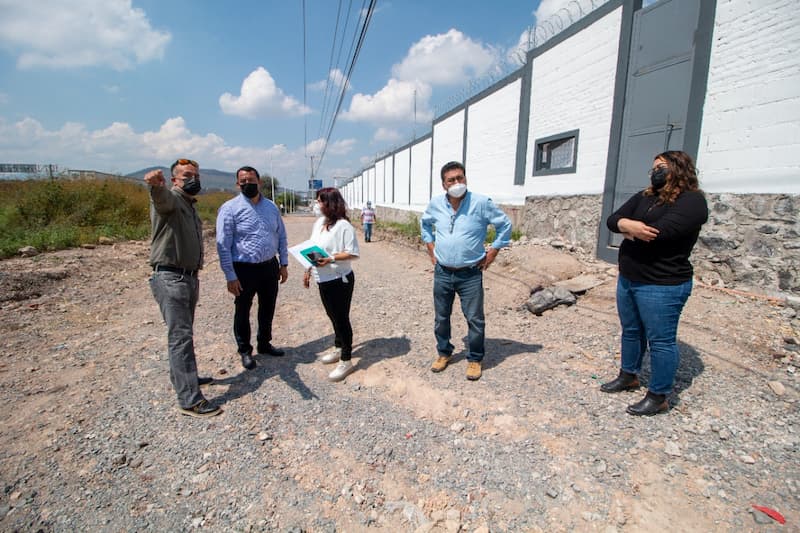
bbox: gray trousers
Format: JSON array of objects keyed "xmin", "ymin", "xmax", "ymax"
[{"xmin": 149, "ymin": 271, "xmax": 204, "ymax": 409}]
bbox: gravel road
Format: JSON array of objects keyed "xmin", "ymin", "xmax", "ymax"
[{"xmin": 0, "ymin": 214, "xmax": 798, "ymax": 532}]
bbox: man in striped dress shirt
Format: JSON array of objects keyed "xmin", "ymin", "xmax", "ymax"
[{"xmin": 216, "ymin": 166, "xmax": 289, "ymax": 370}]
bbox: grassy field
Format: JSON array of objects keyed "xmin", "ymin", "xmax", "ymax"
[{"xmin": 0, "ymin": 178, "xmax": 234, "ymax": 259}]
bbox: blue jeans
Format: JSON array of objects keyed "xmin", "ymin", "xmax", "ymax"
[
  {"xmin": 616, "ymin": 275, "xmax": 692, "ymax": 395},
  {"xmin": 364, "ymin": 223, "xmax": 373, "ymax": 242},
  {"xmin": 149, "ymin": 271, "xmax": 205, "ymax": 409},
  {"xmin": 433, "ymin": 264, "xmax": 485, "ymax": 362}
]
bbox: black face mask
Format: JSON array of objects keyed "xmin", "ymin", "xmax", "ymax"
[
  {"xmin": 181, "ymin": 177, "xmax": 201, "ymax": 196},
  {"xmin": 241, "ymin": 182, "xmax": 259, "ymax": 198},
  {"xmin": 650, "ymin": 168, "xmax": 668, "ymax": 190}
]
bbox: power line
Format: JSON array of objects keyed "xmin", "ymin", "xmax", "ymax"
[
  {"xmin": 318, "ymin": 0, "xmax": 346, "ymax": 140},
  {"xmin": 302, "ymin": 0, "xmax": 308, "ymax": 162},
  {"xmin": 314, "ymin": 0, "xmax": 377, "ymax": 177}
]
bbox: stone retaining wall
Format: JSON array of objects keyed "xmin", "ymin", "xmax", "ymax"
[
  {"xmin": 370, "ymin": 193, "xmax": 800, "ymax": 296},
  {"xmin": 519, "ymin": 193, "xmax": 800, "ymax": 296}
]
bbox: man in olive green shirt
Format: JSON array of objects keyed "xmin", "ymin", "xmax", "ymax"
[{"xmin": 146, "ymin": 158, "xmax": 221, "ymax": 418}]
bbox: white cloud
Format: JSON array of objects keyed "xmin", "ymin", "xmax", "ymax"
[
  {"xmin": 0, "ymin": 115, "xmax": 309, "ymax": 180},
  {"xmin": 305, "ymin": 137, "xmax": 357, "ymax": 158},
  {"xmin": 391, "ymin": 29, "xmax": 497, "ymax": 87},
  {"xmin": 373, "ymin": 127, "xmax": 402, "ymax": 143},
  {"xmin": 219, "ymin": 67, "xmax": 310, "ymax": 118},
  {"xmin": 309, "ymin": 68, "xmax": 350, "ymax": 92},
  {"xmin": 0, "ymin": 0, "xmax": 170, "ymax": 70},
  {"xmin": 533, "ymin": 0, "xmax": 572, "ymax": 23},
  {"xmin": 341, "ymin": 29, "xmax": 497, "ymax": 124},
  {"xmin": 341, "ymin": 78, "xmax": 432, "ymax": 123}
]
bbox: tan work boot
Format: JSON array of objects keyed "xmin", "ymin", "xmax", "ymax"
[
  {"xmin": 466, "ymin": 361, "xmax": 482, "ymax": 381},
  {"xmin": 430, "ymin": 355, "xmax": 452, "ymax": 373}
]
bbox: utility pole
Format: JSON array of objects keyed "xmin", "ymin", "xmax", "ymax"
[
  {"xmin": 413, "ymin": 88, "xmax": 417, "ymax": 140},
  {"xmin": 309, "ymin": 155, "xmax": 315, "ymax": 205},
  {"xmin": 270, "ymin": 155, "xmax": 275, "ymax": 201}
]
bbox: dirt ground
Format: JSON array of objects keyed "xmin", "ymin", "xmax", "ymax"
[{"xmin": 0, "ymin": 214, "xmax": 797, "ymax": 532}]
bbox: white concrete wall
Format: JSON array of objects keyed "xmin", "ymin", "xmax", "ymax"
[
  {"xmin": 410, "ymin": 138, "xmax": 432, "ymax": 208},
  {"xmin": 385, "ymin": 156, "xmax": 395, "ymax": 203},
  {"xmin": 432, "ymin": 111, "xmax": 465, "ymax": 183},
  {"xmin": 525, "ymin": 5, "xmax": 622, "ymax": 196},
  {"xmin": 366, "ymin": 167, "xmax": 376, "ymax": 207},
  {"xmin": 357, "ymin": 172, "xmax": 366, "ymax": 207},
  {"xmin": 393, "ymin": 148, "xmax": 411, "ymax": 205},
  {"xmin": 465, "ymin": 79, "xmax": 523, "ymax": 204},
  {"xmin": 697, "ymin": 0, "xmax": 800, "ymax": 193},
  {"xmin": 375, "ymin": 158, "xmax": 387, "ymax": 203}
]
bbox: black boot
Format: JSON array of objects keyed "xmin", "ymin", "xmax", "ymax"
[
  {"xmin": 600, "ymin": 370, "xmax": 640, "ymax": 393},
  {"xmin": 240, "ymin": 352, "xmax": 256, "ymax": 370},
  {"xmin": 626, "ymin": 391, "xmax": 668, "ymax": 416}
]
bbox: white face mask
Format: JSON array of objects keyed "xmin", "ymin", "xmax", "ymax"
[
  {"xmin": 447, "ymin": 183, "xmax": 467, "ymax": 198},
  {"xmin": 313, "ymin": 203, "xmax": 323, "ymax": 217}
]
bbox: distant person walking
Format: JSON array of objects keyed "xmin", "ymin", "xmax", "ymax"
[
  {"xmin": 216, "ymin": 166, "xmax": 289, "ymax": 371},
  {"xmin": 600, "ymin": 150, "xmax": 708, "ymax": 416},
  {"xmin": 303, "ymin": 187, "xmax": 360, "ymax": 382},
  {"xmin": 421, "ymin": 161, "xmax": 512, "ymax": 381},
  {"xmin": 361, "ymin": 201, "xmax": 376, "ymax": 242},
  {"xmin": 146, "ymin": 158, "xmax": 221, "ymax": 418}
]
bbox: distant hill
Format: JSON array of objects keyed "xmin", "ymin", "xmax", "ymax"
[{"xmin": 126, "ymin": 167, "xmax": 236, "ymax": 191}]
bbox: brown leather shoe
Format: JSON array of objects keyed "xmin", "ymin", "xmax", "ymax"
[
  {"xmin": 431, "ymin": 355, "xmax": 452, "ymax": 373},
  {"xmin": 600, "ymin": 370, "xmax": 640, "ymax": 393},
  {"xmin": 466, "ymin": 361, "xmax": 482, "ymax": 381}
]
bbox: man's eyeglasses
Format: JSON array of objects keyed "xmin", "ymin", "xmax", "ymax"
[
  {"xmin": 449, "ymin": 213, "xmax": 456, "ymax": 233},
  {"xmin": 174, "ymin": 158, "xmax": 198, "ymax": 168}
]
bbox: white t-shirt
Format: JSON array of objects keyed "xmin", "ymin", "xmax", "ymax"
[{"xmin": 310, "ymin": 217, "xmax": 360, "ymax": 283}]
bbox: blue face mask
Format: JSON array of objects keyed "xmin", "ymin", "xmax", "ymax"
[{"xmin": 181, "ymin": 177, "xmax": 201, "ymax": 196}]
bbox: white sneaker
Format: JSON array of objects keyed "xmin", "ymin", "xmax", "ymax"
[
  {"xmin": 319, "ymin": 347, "xmax": 341, "ymax": 364},
  {"xmin": 328, "ymin": 360, "xmax": 354, "ymax": 382}
]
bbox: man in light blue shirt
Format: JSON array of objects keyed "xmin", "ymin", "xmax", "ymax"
[
  {"xmin": 216, "ymin": 166, "xmax": 289, "ymax": 370},
  {"xmin": 420, "ymin": 161, "xmax": 512, "ymax": 381}
]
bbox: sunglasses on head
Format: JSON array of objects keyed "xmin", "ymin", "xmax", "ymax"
[{"xmin": 174, "ymin": 158, "xmax": 198, "ymax": 167}]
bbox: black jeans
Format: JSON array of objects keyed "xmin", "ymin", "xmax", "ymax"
[
  {"xmin": 233, "ymin": 258, "xmax": 279, "ymax": 355},
  {"xmin": 317, "ymin": 271, "xmax": 355, "ymax": 360}
]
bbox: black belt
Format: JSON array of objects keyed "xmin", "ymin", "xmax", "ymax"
[
  {"xmin": 154, "ymin": 265, "xmax": 199, "ymax": 277},
  {"xmin": 440, "ymin": 263, "xmax": 477, "ymax": 272}
]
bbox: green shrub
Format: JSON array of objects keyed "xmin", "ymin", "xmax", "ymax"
[
  {"xmin": 377, "ymin": 214, "xmax": 421, "ymax": 241},
  {"xmin": 0, "ymin": 177, "xmax": 159, "ymax": 258}
]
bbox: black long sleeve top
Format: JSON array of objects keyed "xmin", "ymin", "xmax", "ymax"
[{"xmin": 606, "ymin": 190, "xmax": 708, "ymax": 284}]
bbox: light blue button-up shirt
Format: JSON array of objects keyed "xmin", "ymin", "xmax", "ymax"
[
  {"xmin": 420, "ymin": 191, "xmax": 512, "ymax": 268},
  {"xmin": 216, "ymin": 193, "xmax": 288, "ymax": 282}
]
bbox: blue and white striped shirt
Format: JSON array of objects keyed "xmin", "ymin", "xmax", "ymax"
[
  {"xmin": 420, "ymin": 191, "xmax": 512, "ymax": 268},
  {"xmin": 216, "ymin": 193, "xmax": 288, "ymax": 282}
]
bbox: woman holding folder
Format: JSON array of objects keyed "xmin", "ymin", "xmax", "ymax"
[{"xmin": 303, "ymin": 187, "xmax": 360, "ymax": 381}]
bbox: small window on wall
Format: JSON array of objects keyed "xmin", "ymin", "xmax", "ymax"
[{"xmin": 534, "ymin": 129, "xmax": 579, "ymax": 176}]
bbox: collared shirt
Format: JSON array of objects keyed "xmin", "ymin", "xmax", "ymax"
[
  {"xmin": 310, "ymin": 217, "xmax": 360, "ymax": 283},
  {"xmin": 216, "ymin": 193, "xmax": 288, "ymax": 282},
  {"xmin": 361, "ymin": 208, "xmax": 376, "ymax": 224},
  {"xmin": 149, "ymin": 186, "xmax": 204, "ymax": 271},
  {"xmin": 420, "ymin": 191, "xmax": 512, "ymax": 268}
]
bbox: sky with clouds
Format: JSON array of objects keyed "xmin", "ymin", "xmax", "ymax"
[{"xmin": 0, "ymin": 0, "xmax": 585, "ymax": 190}]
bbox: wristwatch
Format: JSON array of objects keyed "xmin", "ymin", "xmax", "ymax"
[{"xmin": 330, "ymin": 255, "xmax": 336, "ymax": 263}]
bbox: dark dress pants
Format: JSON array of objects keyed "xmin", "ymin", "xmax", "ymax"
[
  {"xmin": 317, "ymin": 271, "xmax": 355, "ymax": 360},
  {"xmin": 233, "ymin": 258, "xmax": 279, "ymax": 355}
]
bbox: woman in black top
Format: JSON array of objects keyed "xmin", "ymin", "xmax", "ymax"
[{"xmin": 601, "ymin": 151, "xmax": 708, "ymax": 416}]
